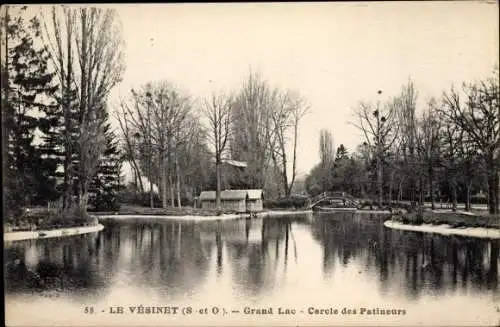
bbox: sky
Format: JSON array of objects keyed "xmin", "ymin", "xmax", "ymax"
[{"xmin": 32, "ymin": 2, "xmax": 499, "ymax": 180}]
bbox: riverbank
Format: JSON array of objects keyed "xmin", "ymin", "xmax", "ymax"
[
  {"xmin": 386, "ymin": 209, "xmax": 499, "ymax": 239},
  {"xmin": 392, "ymin": 209, "xmax": 499, "ymax": 228},
  {"xmin": 4, "ymin": 223, "xmax": 105, "ymax": 242},
  {"xmin": 384, "ymin": 220, "xmax": 500, "ymax": 239}
]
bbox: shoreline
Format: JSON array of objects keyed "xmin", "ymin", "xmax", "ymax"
[
  {"xmin": 4, "ymin": 223, "xmax": 105, "ymax": 242},
  {"xmin": 4, "ymin": 210, "xmax": 314, "ymax": 242},
  {"xmin": 384, "ymin": 220, "xmax": 500, "ymax": 239},
  {"xmin": 97, "ymin": 209, "xmax": 314, "ymax": 221}
]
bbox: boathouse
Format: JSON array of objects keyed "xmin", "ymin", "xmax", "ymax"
[{"xmin": 198, "ymin": 189, "xmax": 264, "ymax": 213}]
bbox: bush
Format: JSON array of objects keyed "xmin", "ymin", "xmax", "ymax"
[
  {"xmin": 264, "ymin": 196, "xmax": 309, "ymax": 209},
  {"xmin": 118, "ymin": 190, "xmax": 162, "ymax": 207},
  {"xmin": 6, "ymin": 206, "xmax": 94, "ymax": 231}
]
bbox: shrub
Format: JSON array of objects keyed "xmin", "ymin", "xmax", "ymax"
[{"xmin": 264, "ymin": 196, "xmax": 309, "ymax": 209}]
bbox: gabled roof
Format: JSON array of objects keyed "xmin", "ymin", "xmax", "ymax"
[
  {"xmin": 199, "ymin": 191, "xmax": 216, "ymax": 201},
  {"xmin": 199, "ymin": 190, "xmax": 247, "ymax": 201},
  {"xmin": 247, "ymin": 189, "xmax": 264, "ymax": 200},
  {"xmin": 221, "ymin": 190, "xmax": 248, "ymax": 200}
]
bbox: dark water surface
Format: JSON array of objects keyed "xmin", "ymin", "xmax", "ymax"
[{"xmin": 5, "ymin": 213, "xmax": 500, "ymax": 326}]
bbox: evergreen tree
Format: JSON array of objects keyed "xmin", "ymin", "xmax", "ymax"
[
  {"xmin": 2, "ymin": 6, "xmax": 58, "ymax": 216},
  {"xmin": 335, "ymin": 144, "xmax": 349, "ymax": 162},
  {"xmin": 88, "ymin": 112, "xmax": 123, "ymax": 212}
]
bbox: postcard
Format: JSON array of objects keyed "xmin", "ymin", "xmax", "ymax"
[{"xmin": 3, "ymin": 2, "xmax": 499, "ymax": 326}]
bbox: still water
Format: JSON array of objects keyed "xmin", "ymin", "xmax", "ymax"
[{"xmin": 5, "ymin": 213, "xmax": 500, "ymax": 326}]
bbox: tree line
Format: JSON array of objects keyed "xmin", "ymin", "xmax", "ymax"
[
  {"xmin": 306, "ymin": 73, "xmax": 499, "ymax": 214},
  {"xmin": 116, "ymin": 70, "xmax": 309, "ymax": 210}
]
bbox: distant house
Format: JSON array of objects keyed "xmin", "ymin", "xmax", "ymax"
[{"xmin": 198, "ymin": 189, "xmax": 264, "ymax": 213}]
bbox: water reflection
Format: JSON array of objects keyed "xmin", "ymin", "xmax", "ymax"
[
  {"xmin": 4, "ymin": 213, "xmax": 499, "ymax": 304},
  {"xmin": 311, "ymin": 213, "xmax": 499, "ymax": 299}
]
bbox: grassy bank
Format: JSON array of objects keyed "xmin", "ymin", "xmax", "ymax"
[
  {"xmin": 392, "ymin": 209, "xmax": 499, "ymax": 229},
  {"xmin": 4, "ymin": 207, "xmax": 98, "ymax": 233}
]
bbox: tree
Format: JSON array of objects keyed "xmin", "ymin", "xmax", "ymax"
[
  {"xmin": 231, "ymin": 70, "xmax": 274, "ymax": 190},
  {"xmin": 42, "ymin": 6, "xmax": 125, "ymax": 212},
  {"xmin": 351, "ymin": 91, "xmax": 399, "ymax": 205},
  {"xmin": 202, "ymin": 91, "xmax": 233, "ymax": 210},
  {"xmin": 267, "ymin": 89, "xmax": 308, "ymax": 197},
  {"xmin": 120, "ymin": 81, "xmax": 194, "ymax": 208},
  {"xmin": 397, "ymin": 79, "xmax": 419, "ymax": 204},
  {"xmin": 442, "ymin": 71, "xmax": 499, "ymax": 214},
  {"xmin": 317, "ymin": 129, "xmax": 335, "ymax": 193},
  {"xmin": 2, "ymin": 6, "xmax": 59, "ymax": 217},
  {"xmin": 115, "ymin": 99, "xmax": 144, "ymax": 195},
  {"xmin": 89, "ymin": 117, "xmax": 123, "ymax": 212},
  {"xmin": 416, "ymin": 98, "xmax": 442, "ymax": 209},
  {"xmin": 335, "ymin": 144, "xmax": 348, "ymax": 162},
  {"xmin": 319, "ymin": 129, "xmax": 334, "ymax": 167}
]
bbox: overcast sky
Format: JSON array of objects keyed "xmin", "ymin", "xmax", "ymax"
[{"xmin": 33, "ymin": 2, "xmax": 499, "ymax": 179}]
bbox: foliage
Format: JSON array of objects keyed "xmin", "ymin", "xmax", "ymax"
[
  {"xmin": 264, "ymin": 196, "xmax": 310, "ymax": 209},
  {"xmin": 88, "ymin": 120, "xmax": 123, "ymax": 212}
]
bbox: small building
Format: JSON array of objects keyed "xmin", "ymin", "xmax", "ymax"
[
  {"xmin": 246, "ymin": 189, "xmax": 264, "ymax": 212},
  {"xmin": 198, "ymin": 189, "xmax": 264, "ymax": 213}
]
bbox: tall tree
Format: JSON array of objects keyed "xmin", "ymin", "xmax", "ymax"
[
  {"xmin": 416, "ymin": 98, "xmax": 442, "ymax": 209},
  {"xmin": 351, "ymin": 92, "xmax": 399, "ymax": 205},
  {"xmin": 267, "ymin": 89, "xmax": 308, "ymax": 197},
  {"xmin": 231, "ymin": 70, "xmax": 274, "ymax": 189},
  {"xmin": 2, "ymin": 6, "xmax": 58, "ymax": 217},
  {"xmin": 442, "ymin": 71, "xmax": 499, "ymax": 214},
  {"xmin": 202, "ymin": 91, "xmax": 233, "ymax": 210},
  {"xmin": 42, "ymin": 6, "xmax": 125, "ymax": 212},
  {"xmin": 397, "ymin": 80, "xmax": 419, "ymax": 205}
]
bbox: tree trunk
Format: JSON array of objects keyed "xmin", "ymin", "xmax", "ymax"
[
  {"xmin": 78, "ymin": 191, "xmax": 89, "ymax": 214},
  {"xmin": 388, "ymin": 171, "xmax": 394, "ymax": 204},
  {"xmin": 282, "ymin": 156, "xmax": 289, "ymax": 198},
  {"xmin": 161, "ymin": 163, "xmax": 167, "ymax": 209},
  {"xmin": 2, "ymin": 9, "xmax": 9, "ymax": 211},
  {"xmin": 398, "ymin": 178, "xmax": 404, "ymax": 202},
  {"xmin": 429, "ymin": 168, "xmax": 435, "ymax": 210},
  {"xmin": 486, "ymin": 155, "xmax": 499, "ymax": 214},
  {"xmin": 451, "ymin": 176, "xmax": 457, "ymax": 212},
  {"xmin": 169, "ymin": 165, "xmax": 175, "ymax": 207},
  {"xmin": 175, "ymin": 150, "xmax": 181, "ymax": 208},
  {"xmin": 63, "ymin": 17, "xmax": 74, "ymax": 211},
  {"xmin": 377, "ymin": 153, "xmax": 383, "ymax": 206},
  {"xmin": 465, "ymin": 181, "xmax": 471, "ymax": 211},
  {"xmin": 419, "ymin": 175, "xmax": 424, "ymax": 206},
  {"xmin": 215, "ymin": 155, "xmax": 222, "ymax": 210}
]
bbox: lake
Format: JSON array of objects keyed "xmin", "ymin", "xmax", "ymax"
[{"xmin": 4, "ymin": 212, "xmax": 500, "ymax": 326}]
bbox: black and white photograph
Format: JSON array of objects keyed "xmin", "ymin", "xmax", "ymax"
[{"xmin": 2, "ymin": 2, "xmax": 499, "ymax": 326}]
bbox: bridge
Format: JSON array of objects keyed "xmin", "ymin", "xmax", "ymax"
[{"xmin": 308, "ymin": 192, "xmax": 355, "ymax": 208}]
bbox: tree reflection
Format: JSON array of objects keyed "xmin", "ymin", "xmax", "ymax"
[
  {"xmin": 6, "ymin": 214, "xmax": 495, "ymax": 303},
  {"xmin": 5, "ymin": 234, "xmax": 109, "ymax": 297},
  {"xmin": 208, "ymin": 216, "xmax": 306, "ymax": 298},
  {"xmin": 311, "ymin": 212, "xmax": 499, "ymax": 300}
]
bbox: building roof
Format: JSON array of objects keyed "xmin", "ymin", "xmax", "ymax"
[
  {"xmin": 199, "ymin": 191, "xmax": 216, "ymax": 201},
  {"xmin": 199, "ymin": 189, "xmax": 263, "ymax": 201},
  {"xmin": 247, "ymin": 189, "xmax": 264, "ymax": 200},
  {"xmin": 222, "ymin": 159, "xmax": 248, "ymax": 168}
]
